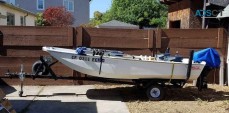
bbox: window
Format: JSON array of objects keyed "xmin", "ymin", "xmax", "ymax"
[
  {"xmin": 63, "ymin": 0, "xmax": 74, "ymax": 12},
  {"xmin": 20, "ymin": 16, "xmax": 26, "ymax": 26},
  {"xmin": 7, "ymin": 12, "xmax": 15, "ymax": 26},
  {"xmin": 37, "ymin": 0, "xmax": 45, "ymax": 10},
  {"xmin": 169, "ymin": 20, "xmax": 181, "ymax": 28},
  {"xmin": 20, "ymin": 16, "xmax": 23, "ymax": 26},
  {"xmin": 3, "ymin": 0, "xmax": 15, "ymax": 5}
]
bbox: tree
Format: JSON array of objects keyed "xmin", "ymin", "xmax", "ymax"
[
  {"xmin": 89, "ymin": 11, "xmax": 104, "ymax": 26},
  {"xmin": 35, "ymin": 13, "xmax": 46, "ymax": 26},
  {"xmin": 42, "ymin": 7, "xmax": 74, "ymax": 26},
  {"xmin": 89, "ymin": 0, "xmax": 167, "ymax": 28}
]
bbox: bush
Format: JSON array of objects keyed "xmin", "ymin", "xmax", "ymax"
[{"xmin": 42, "ymin": 7, "xmax": 74, "ymax": 26}]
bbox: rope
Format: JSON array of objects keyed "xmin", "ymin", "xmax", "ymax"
[{"xmin": 168, "ymin": 63, "xmax": 175, "ymax": 84}]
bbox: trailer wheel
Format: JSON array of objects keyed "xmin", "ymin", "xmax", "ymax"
[
  {"xmin": 32, "ymin": 61, "xmax": 49, "ymax": 75},
  {"xmin": 146, "ymin": 85, "xmax": 165, "ymax": 101}
]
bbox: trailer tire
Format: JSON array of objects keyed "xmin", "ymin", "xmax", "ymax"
[
  {"xmin": 32, "ymin": 61, "xmax": 49, "ymax": 75},
  {"xmin": 146, "ymin": 85, "xmax": 165, "ymax": 101}
]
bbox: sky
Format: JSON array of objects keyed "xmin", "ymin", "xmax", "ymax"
[{"xmin": 90, "ymin": 0, "xmax": 112, "ymax": 18}]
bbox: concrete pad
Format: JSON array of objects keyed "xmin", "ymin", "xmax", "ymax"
[
  {"xmin": 96, "ymin": 101, "xmax": 130, "ymax": 113},
  {"xmin": 39, "ymin": 85, "xmax": 94, "ymax": 95},
  {"xmin": 0, "ymin": 85, "xmax": 44, "ymax": 97},
  {"xmin": 3, "ymin": 85, "xmax": 130, "ymax": 113}
]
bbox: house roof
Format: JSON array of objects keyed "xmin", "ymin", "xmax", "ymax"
[
  {"xmin": 209, "ymin": 0, "xmax": 229, "ymax": 7},
  {"xmin": 217, "ymin": 4, "xmax": 229, "ymax": 18},
  {"xmin": 0, "ymin": 0, "xmax": 36, "ymax": 16},
  {"xmin": 160, "ymin": 0, "xmax": 229, "ymax": 7},
  {"xmin": 97, "ymin": 20, "xmax": 139, "ymax": 29}
]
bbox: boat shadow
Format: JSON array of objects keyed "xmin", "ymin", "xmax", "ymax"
[{"xmin": 86, "ymin": 85, "xmax": 229, "ymax": 102}]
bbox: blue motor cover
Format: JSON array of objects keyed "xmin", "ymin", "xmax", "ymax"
[{"xmin": 193, "ymin": 48, "xmax": 220, "ymax": 68}]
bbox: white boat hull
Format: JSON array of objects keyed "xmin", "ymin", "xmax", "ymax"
[{"xmin": 43, "ymin": 47, "xmax": 206, "ymax": 80}]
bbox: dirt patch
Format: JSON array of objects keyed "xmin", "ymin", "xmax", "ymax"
[{"xmin": 95, "ymin": 84, "xmax": 229, "ymax": 113}]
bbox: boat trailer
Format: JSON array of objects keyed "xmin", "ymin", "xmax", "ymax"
[{"xmin": 3, "ymin": 51, "xmax": 209, "ymax": 101}]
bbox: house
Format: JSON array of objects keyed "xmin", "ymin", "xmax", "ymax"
[
  {"xmin": 0, "ymin": 0, "xmax": 36, "ymax": 26},
  {"xmin": 4, "ymin": 0, "xmax": 90, "ymax": 26},
  {"xmin": 160, "ymin": 0, "xmax": 229, "ymax": 30},
  {"xmin": 97, "ymin": 20, "xmax": 139, "ymax": 29}
]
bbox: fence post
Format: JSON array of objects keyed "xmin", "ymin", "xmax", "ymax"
[
  {"xmin": 72, "ymin": 27, "xmax": 77, "ymax": 85},
  {"xmin": 156, "ymin": 28, "xmax": 161, "ymax": 49},
  {"xmin": 73, "ymin": 27, "xmax": 84, "ymax": 85},
  {"xmin": 76, "ymin": 27, "xmax": 83, "ymax": 46},
  {"xmin": 148, "ymin": 29, "xmax": 154, "ymax": 56}
]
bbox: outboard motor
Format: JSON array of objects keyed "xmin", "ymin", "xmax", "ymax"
[{"xmin": 193, "ymin": 48, "xmax": 221, "ymax": 91}]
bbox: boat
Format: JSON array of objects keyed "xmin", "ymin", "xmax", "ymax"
[{"xmin": 42, "ymin": 46, "xmax": 206, "ymax": 81}]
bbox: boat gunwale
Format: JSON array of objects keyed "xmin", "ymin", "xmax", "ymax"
[{"xmin": 43, "ymin": 47, "xmax": 206, "ymax": 65}]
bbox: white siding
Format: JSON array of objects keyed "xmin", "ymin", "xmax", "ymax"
[{"xmin": 0, "ymin": 4, "xmax": 36, "ymax": 26}]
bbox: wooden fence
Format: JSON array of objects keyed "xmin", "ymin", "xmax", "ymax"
[{"xmin": 0, "ymin": 26, "xmax": 227, "ymax": 85}]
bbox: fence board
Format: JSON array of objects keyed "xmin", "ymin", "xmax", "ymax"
[
  {"xmin": 3, "ymin": 36, "xmax": 71, "ymax": 46},
  {"xmin": 222, "ymin": 29, "xmax": 228, "ymax": 59},
  {"xmin": 88, "ymin": 36, "xmax": 149, "ymax": 48},
  {"xmin": 156, "ymin": 29, "xmax": 162, "ymax": 48},
  {"xmin": 83, "ymin": 28, "xmax": 148, "ymax": 39},
  {"xmin": 6, "ymin": 49, "xmax": 49, "ymax": 57},
  {"xmin": 76, "ymin": 27, "xmax": 83, "ymax": 46},
  {"xmin": 4, "ymin": 46, "xmax": 72, "ymax": 57},
  {"xmin": 121, "ymin": 49, "xmax": 152, "ymax": 56},
  {"xmin": 81, "ymin": 27, "xmax": 150, "ymax": 48},
  {"xmin": 148, "ymin": 30, "xmax": 154, "ymax": 48},
  {"xmin": 161, "ymin": 37, "xmax": 218, "ymax": 48},
  {"xmin": 161, "ymin": 28, "xmax": 222, "ymax": 49},
  {"xmin": 0, "ymin": 26, "xmax": 73, "ymax": 46},
  {"xmin": 162, "ymin": 29, "xmax": 219, "ymax": 38}
]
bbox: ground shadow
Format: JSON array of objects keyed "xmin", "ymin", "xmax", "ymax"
[
  {"xmin": 86, "ymin": 85, "xmax": 229, "ymax": 102},
  {"xmin": 0, "ymin": 79, "xmax": 17, "ymax": 95},
  {"xmin": 10, "ymin": 100, "xmax": 97, "ymax": 113}
]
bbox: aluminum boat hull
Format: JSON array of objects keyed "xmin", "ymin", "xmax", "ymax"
[{"xmin": 42, "ymin": 47, "xmax": 206, "ymax": 80}]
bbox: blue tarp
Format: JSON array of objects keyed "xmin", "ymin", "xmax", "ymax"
[{"xmin": 193, "ymin": 48, "xmax": 221, "ymax": 68}]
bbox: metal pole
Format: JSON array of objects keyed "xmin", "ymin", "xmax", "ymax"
[
  {"xmin": 220, "ymin": 57, "xmax": 224, "ymax": 86},
  {"xmin": 186, "ymin": 50, "xmax": 194, "ymax": 82},
  {"xmin": 202, "ymin": 0, "xmax": 207, "ymax": 29}
]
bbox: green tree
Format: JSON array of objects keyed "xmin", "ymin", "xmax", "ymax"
[
  {"xmin": 35, "ymin": 13, "xmax": 46, "ymax": 26},
  {"xmin": 90, "ymin": 11, "xmax": 104, "ymax": 26},
  {"xmin": 89, "ymin": 0, "xmax": 167, "ymax": 28}
]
